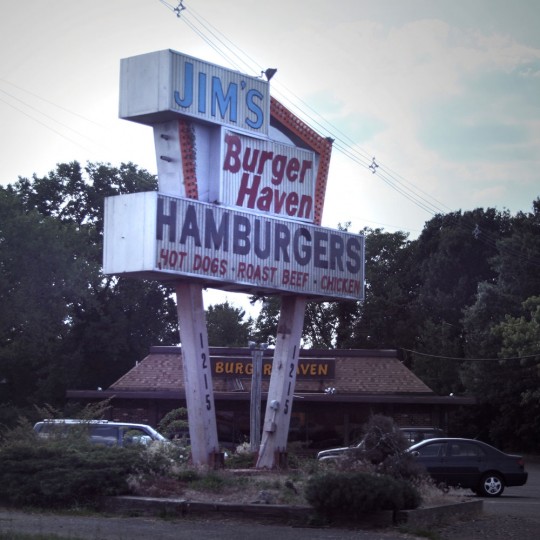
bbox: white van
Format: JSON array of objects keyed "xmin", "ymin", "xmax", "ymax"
[{"xmin": 33, "ymin": 419, "xmax": 168, "ymax": 447}]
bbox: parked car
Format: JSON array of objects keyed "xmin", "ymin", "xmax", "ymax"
[
  {"xmin": 33, "ymin": 419, "xmax": 169, "ymax": 447},
  {"xmin": 400, "ymin": 426, "xmax": 446, "ymax": 445},
  {"xmin": 317, "ymin": 426, "xmax": 445, "ymax": 461},
  {"xmin": 408, "ymin": 437, "xmax": 528, "ymax": 497}
]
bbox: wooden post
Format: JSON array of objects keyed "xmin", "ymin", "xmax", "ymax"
[
  {"xmin": 175, "ymin": 281, "xmax": 220, "ymax": 466},
  {"xmin": 153, "ymin": 119, "xmax": 220, "ymax": 467},
  {"xmin": 256, "ymin": 296, "xmax": 307, "ymax": 469}
]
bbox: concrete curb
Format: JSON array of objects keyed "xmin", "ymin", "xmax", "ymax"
[
  {"xmin": 105, "ymin": 496, "xmax": 483, "ymax": 528},
  {"xmin": 396, "ymin": 500, "xmax": 483, "ymax": 528},
  {"xmin": 105, "ymin": 496, "xmax": 312, "ymax": 523}
]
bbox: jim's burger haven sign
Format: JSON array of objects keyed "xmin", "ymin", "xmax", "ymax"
[{"xmin": 109, "ymin": 49, "xmax": 364, "ymax": 301}]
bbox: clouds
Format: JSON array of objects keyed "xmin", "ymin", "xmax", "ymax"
[{"xmin": 0, "ymin": 0, "xmax": 538, "ymax": 238}]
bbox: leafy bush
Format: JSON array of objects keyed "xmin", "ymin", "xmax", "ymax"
[
  {"xmin": 305, "ymin": 471, "xmax": 421, "ymax": 522},
  {"xmin": 0, "ymin": 438, "xmax": 146, "ymax": 508},
  {"xmin": 327, "ymin": 415, "xmax": 428, "ymax": 487},
  {"xmin": 353, "ymin": 414, "xmax": 409, "ymax": 464},
  {"xmin": 157, "ymin": 407, "xmax": 189, "ymax": 440}
]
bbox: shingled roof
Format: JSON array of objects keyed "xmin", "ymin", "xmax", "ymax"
[{"xmin": 109, "ymin": 347, "xmax": 434, "ymax": 396}]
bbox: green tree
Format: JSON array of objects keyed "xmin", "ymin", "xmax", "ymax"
[
  {"xmin": 460, "ymin": 297, "xmax": 540, "ymax": 450},
  {"xmin": 0, "ymin": 162, "xmax": 178, "ymax": 424},
  {"xmin": 0, "ymin": 189, "xmax": 89, "ymax": 415},
  {"xmin": 250, "ymin": 296, "xmax": 280, "ymax": 346},
  {"xmin": 340, "ymin": 228, "xmax": 415, "ymax": 349},
  {"xmin": 456, "ymin": 201, "xmax": 540, "ymax": 448},
  {"xmin": 407, "ymin": 208, "xmax": 512, "ymax": 394},
  {"xmin": 206, "ymin": 301, "xmax": 252, "ymax": 347},
  {"xmin": 250, "ymin": 296, "xmax": 341, "ymax": 348}
]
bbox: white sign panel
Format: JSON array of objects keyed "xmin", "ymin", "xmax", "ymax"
[
  {"xmin": 119, "ymin": 49, "xmax": 270, "ymax": 135},
  {"xmin": 103, "ymin": 192, "xmax": 364, "ymax": 301},
  {"xmin": 221, "ymin": 130, "xmax": 317, "ymax": 223}
]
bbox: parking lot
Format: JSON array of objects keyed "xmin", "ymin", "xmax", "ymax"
[
  {"xmin": 437, "ymin": 459, "xmax": 540, "ymax": 540},
  {"xmin": 481, "ymin": 459, "xmax": 540, "ymax": 518}
]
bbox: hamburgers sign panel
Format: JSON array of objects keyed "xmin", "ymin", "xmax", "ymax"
[{"xmin": 103, "ymin": 192, "xmax": 364, "ymax": 301}]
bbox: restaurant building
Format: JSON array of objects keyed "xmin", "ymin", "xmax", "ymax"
[{"xmin": 67, "ymin": 346, "xmax": 473, "ymax": 453}]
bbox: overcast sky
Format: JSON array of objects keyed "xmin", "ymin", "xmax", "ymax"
[{"xmin": 2, "ymin": 0, "xmax": 539, "ymax": 314}]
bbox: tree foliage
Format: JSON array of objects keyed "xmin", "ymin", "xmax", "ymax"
[
  {"xmin": 0, "ymin": 162, "xmax": 177, "ymax": 424},
  {"xmin": 206, "ymin": 301, "xmax": 252, "ymax": 347}
]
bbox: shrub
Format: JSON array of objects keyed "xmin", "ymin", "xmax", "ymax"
[
  {"xmin": 304, "ymin": 471, "xmax": 421, "ymax": 522},
  {"xmin": 157, "ymin": 408, "xmax": 189, "ymax": 440},
  {"xmin": 0, "ymin": 438, "xmax": 146, "ymax": 508},
  {"xmin": 357, "ymin": 414, "xmax": 409, "ymax": 464}
]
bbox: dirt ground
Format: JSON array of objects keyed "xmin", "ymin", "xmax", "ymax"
[{"xmin": 128, "ymin": 469, "xmax": 310, "ymax": 506}]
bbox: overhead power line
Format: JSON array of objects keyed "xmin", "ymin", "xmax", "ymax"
[
  {"xmin": 402, "ymin": 348, "xmax": 540, "ymax": 362},
  {"xmin": 157, "ymin": 1, "xmax": 451, "ymax": 221}
]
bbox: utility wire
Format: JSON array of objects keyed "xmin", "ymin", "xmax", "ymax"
[
  {"xmin": 0, "ymin": 87, "xmax": 105, "ymax": 150},
  {"xmin": 0, "ymin": 94, "xmax": 96, "ymax": 155},
  {"xmin": 162, "ymin": 1, "xmax": 449, "ymax": 221},
  {"xmin": 0, "ymin": 78, "xmax": 103, "ymax": 128},
  {"xmin": 402, "ymin": 348, "xmax": 540, "ymax": 362}
]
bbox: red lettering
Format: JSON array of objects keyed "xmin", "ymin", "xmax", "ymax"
[
  {"xmin": 222, "ymin": 133, "xmax": 313, "ymax": 186},
  {"xmin": 282, "ymin": 270, "xmax": 309, "ymax": 287},
  {"xmin": 271, "ymin": 190, "xmax": 288, "ymax": 214},
  {"xmin": 235, "ymin": 172, "xmax": 260, "ymax": 209},
  {"xmin": 237, "ymin": 262, "xmax": 277, "ymax": 282},
  {"xmin": 320, "ymin": 276, "xmax": 361, "ymax": 295},
  {"xmin": 158, "ymin": 249, "xmax": 188, "ymax": 269},
  {"xmin": 286, "ymin": 157, "xmax": 300, "ymax": 181},
  {"xmin": 193, "ymin": 255, "xmax": 227, "ymax": 274},
  {"xmin": 223, "ymin": 133, "xmax": 242, "ymax": 173}
]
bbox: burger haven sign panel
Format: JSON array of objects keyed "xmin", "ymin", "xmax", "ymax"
[{"xmin": 221, "ymin": 130, "xmax": 316, "ymax": 223}]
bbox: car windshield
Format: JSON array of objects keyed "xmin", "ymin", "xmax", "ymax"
[{"xmin": 409, "ymin": 440, "xmax": 447, "ymax": 456}]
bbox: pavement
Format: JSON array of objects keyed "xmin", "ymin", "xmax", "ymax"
[
  {"xmin": 0, "ymin": 497, "xmax": 483, "ymax": 540},
  {"xmin": 0, "ymin": 508, "xmax": 425, "ymax": 540}
]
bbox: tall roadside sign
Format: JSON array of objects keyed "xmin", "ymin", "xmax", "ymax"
[{"xmin": 105, "ymin": 48, "xmax": 364, "ymax": 467}]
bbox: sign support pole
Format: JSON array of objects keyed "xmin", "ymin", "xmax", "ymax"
[
  {"xmin": 256, "ymin": 296, "xmax": 307, "ymax": 469},
  {"xmin": 175, "ymin": 281, "xmax": 220, "ymax": 466},
  {"xmin": 153, "ymin": 119, "xmax": 220, "ymax": 467}
]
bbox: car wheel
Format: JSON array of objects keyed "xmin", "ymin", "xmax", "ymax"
[{"xmin": 478, "ymin": 473, "xmax": 504, "ymax": 497}]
